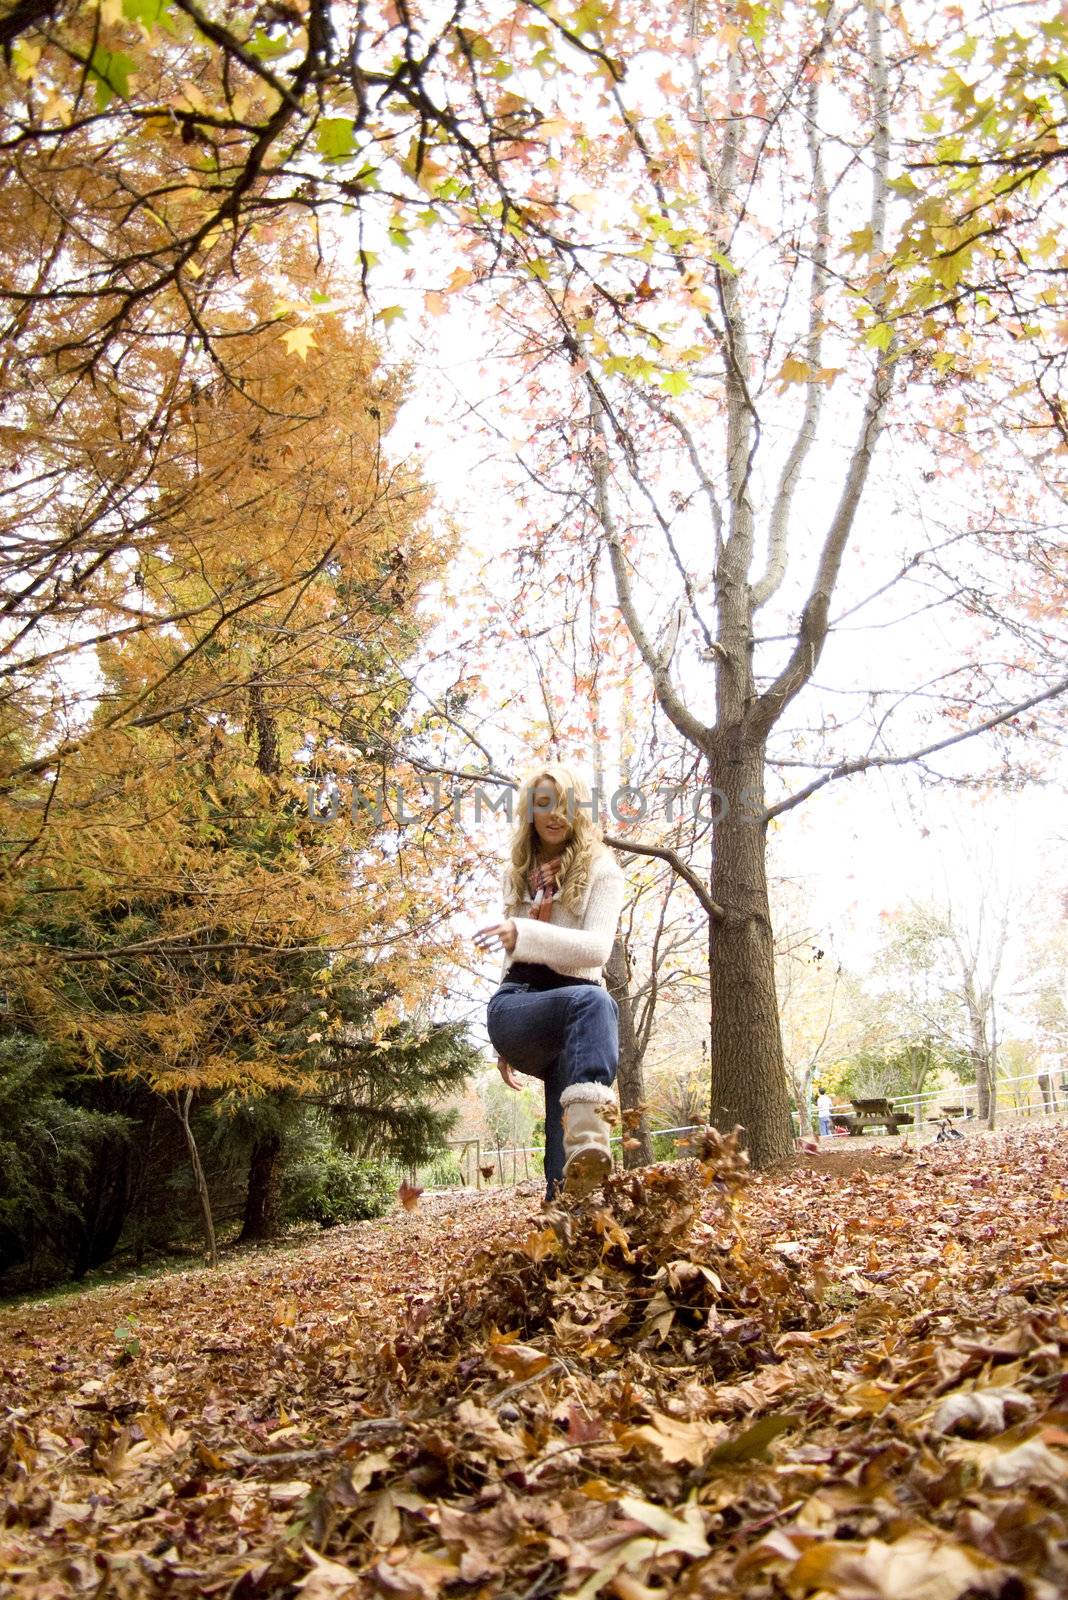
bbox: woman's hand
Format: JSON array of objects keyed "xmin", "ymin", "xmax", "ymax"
[
  {"xmin": 474, "ymin": 918, "xmax": 517, "ymax": 954},
  {"xmin": 531, "ymin": 862, "xmax": 559, "ymax": 895},
  {"xmin": 497, "ymin": 1056, "xmax": 522, "ymax": 1091}
]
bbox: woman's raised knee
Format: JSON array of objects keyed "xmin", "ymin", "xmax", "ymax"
[{"xmin": 568, "ymin": 985, "xmax": 616, "ymax": 1016}]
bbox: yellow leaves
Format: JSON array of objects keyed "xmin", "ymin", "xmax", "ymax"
[
  {"xmin": 779, "ymin": 353, "xmax": 812, "ymax": 384},
  {"xmin": 282, "ymin": 325, "xmax": 318, "ymax": 361},
  {"xmin": 776, "ymin": 355, "xmax": 844, "ymax": 388},
  {"xmin": 11, "ymin": 41, "xmax": 42, "ymax": 81},
  {"xmin": 848, "ymin": 223, "xmax": 875, "ymax": 257},
  {"xmin": 681, "ymin": 268, "xmax": 714, "ymax": 311}
]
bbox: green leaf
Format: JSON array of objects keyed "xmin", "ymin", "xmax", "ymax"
[
  {"xmin": 245, "ymin": 27, "xmax": 290, "ymax": 60},
  {"xmin": 375, "ymin": 305, "xmax": 406, "ymax": 327},
  {"xmin": 89, "ymin": 47, "xmax": 135, "ymax": 108},
  {"xmin": 660, "ymin": 371, "xmax": 690, "ymax": 396},
  {"xmin": 317, "ymin": 117, "xmax": 356, "ymax": 160},
  {"xmin": 746, "ymin": 4, "xmax": 768, "ymax": 46},
  {"xmin": 864, "ymin": 322, "xmax": 894, "ymax": 351},
  {"xmin": 709, "ymin": 1414, "xmax": 800, "ymax": 1464},
  {"xmin": 122, "ymin": 0, "xmax": 176, "ymax": 33}
]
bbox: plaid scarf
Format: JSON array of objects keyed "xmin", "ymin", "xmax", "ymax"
[{"xmin": 529, "ymin": 859, "xmax": 561, "ymax": 921}]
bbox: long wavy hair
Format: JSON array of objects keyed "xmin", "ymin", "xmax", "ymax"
[{"xmin": 505, "ymin": 762, "xmax": 605, "ymax": 915}]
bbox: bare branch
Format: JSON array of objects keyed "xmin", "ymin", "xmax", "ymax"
[
  {"xmin": 603, "ymin": 831, "xmax": 723, "ymax": 921},
  {"xmin": 764, "ymin": 673, "xmax": 1068, "ymax": 823}
]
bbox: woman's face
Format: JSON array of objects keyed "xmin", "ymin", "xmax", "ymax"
[{"xmin": 531, "ymin": 781, "xmax": 572, "ymax": 853}]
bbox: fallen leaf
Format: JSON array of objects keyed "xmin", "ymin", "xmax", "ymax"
[
  {"xmin": 929, "ymin": 1387, "xmax": 1036, "ymax": 1437},
  {"xmin": 789, "ymin": 1532, "xmax": 995, "ymax": 1599},
  {"xmin": 295, "ymin": 1545, "xmax": 361, "ymax": 1597},
  {"xmin": 621, "ymin": 1410, "xmax": 727, "ymax": 1465}
]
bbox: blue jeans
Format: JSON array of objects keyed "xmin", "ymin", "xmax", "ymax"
[
  {"xmin": 819, "ymin": 1117, "xmax": 832, "ymax": 1137},
  {"xmin": 486, "ymin": 981, "xmax": 619, "ymax": 1200}
]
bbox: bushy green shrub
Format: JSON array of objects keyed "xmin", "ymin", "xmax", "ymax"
[
  {"xmin": 651, "ymin": 1131, "xmax": 682, "ymax": 1162},
  {"xmin": 0, "ymin": 1032, "xmax": 133, "ymax": 1285},
  {"xmin": 423, "ymin": 1151, "xmax": 465, "ymax": 1189},
  {"xmin": 282, "ymin": 1149, "xmax": 398, "ymax": 1227}
]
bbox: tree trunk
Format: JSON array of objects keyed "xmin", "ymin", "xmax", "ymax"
[
  {"xmin": 987, "ymin": 1000, "xmax": 999, "ymax": 1131},
  {"xmin": 910, "ymin": 1042, "xmax": 932, "ymax": 1145},
  {"xmin": 707, "ymin": 745, "xmax": 794, "ymax": 1168},
  {"xmin": 792, "ymin": 1063, "xmax": 815, "ymax": 1136},
  {"xmin": 605, "ymin": 936, "xmax": 653, "ymax": 1168},
  {"xmin": 173, "ymin": 1090, "xmax": 218, "ymax": 1266},
  {"xmin": 965, "ymin": 998, "xmax": 993, "ymax": 1125},
  {"xmin": 240, "ymin": 1130, "xmax": 283, "ymax": 1242},
  {"xmin": 70, "ymin": 1137, "xmax": 132, "ymax": 1279}
]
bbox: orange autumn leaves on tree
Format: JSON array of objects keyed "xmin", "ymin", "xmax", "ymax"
[{"xmin": 1, "ymin": 305, "xmax": 460, "ymax": 1101}]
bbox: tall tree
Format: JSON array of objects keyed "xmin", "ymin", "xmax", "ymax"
[
  {"xmin": 1, "ymin": 303, "xmax": 472, "ymax": 1255},
  {"xmin": 426, "ymin": 0, "xmax": 1068, "ymax": 1166}
]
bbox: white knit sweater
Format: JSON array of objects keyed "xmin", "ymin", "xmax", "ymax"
[{"xmin": 500, "ymin": 849, "xmax": 626, "ymax": 986}]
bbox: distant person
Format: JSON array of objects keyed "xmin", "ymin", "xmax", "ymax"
[
  {"xmin": 474, "ymin": 763, "xmax": 625, "ymax": 1202},
  {"xmin": 816, "ymin": 1087, "xmax": 833, "ymax": 1139}
]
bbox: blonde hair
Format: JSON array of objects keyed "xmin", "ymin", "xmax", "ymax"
[{"xmin": 505, "ymin": 762, "xmax": 605, "ymax": 915}]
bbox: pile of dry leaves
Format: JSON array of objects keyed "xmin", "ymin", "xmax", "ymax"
[{"xmin": 1, "ymin": 1124, "xmax": 1067, "ymax": 1598}]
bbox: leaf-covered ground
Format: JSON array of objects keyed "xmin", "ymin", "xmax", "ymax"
[{"xmin": 2, "ymin": 1125, "xmax": 1067, "ymax": 1599}]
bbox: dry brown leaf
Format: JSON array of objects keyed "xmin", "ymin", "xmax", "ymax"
[
  {"xmin": 948, "ymin": 1436, "xmax": 1067, "ymax": 1489},
  {"xmin": 929, "ymin": 1387, "xmax": 1036, "ymax": 1437},
  {"xmin": 295, "ymin": 1546, "xmax": 362, "ymax": 1598},
  {"xmin": 789, "ymin": 1532, "xmax": 996, "ymax": 1599},
  {"xmin": 620, "ymin": 1410, "xmax": 728, "ymax": 1465},
  {"xmin": 485, "ymin": 1339, "xmax": 554, "ymax": 1379}
]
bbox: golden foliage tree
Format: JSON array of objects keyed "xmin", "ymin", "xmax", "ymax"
[{"xmin": 1, "ymin": 297, "xmax": 469, "ymax": 1258}]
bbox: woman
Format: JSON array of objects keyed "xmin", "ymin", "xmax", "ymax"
[{"xmin": 474, "ymin": 763, "xmax": 626, "ymax": 1201}]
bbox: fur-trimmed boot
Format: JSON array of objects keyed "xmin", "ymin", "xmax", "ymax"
[{"xmin": 560, "ymin": 1082, "xmax": 617, "ymax": 1198}]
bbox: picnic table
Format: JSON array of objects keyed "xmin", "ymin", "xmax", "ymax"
[{"xmin": 837, "ymin": 1097, "xmax": 909, "ymax": 1136}]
